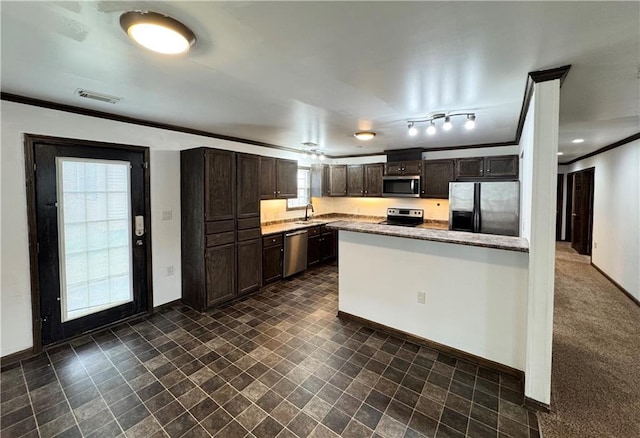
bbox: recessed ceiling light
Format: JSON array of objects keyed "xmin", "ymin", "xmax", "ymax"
[
  {"xmin": 572, "ymin": 138, "xmax": 585, "ymax": 144},
  {"xmin": 354, "ymin": 131, "xmax": 376, "ymax": 141},
  {"xmin": 120, "ymin": 11, "xmax": 196, "ymax": 55},
  {"xmin": 557, "ymin": 152, "xmax": 564, "ymax": 156}
]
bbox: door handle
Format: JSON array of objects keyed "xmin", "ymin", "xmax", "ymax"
[{"xmin": 135, "ymin": 216, "xmax": 145, "ymax": 236}]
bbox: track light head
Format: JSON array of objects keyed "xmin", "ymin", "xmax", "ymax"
[
  {"xmin": 442, "ymin": 116, "xmax": 452, "ymax": 131},
  {"xmin": 465, "ymin": 114, "xmax": 476, "ymax": 130},
  {"xmin": 426, "ymin": 121, "xmax": 436, "ymax": 135},
  {"xmin": 408, "ymin": 123, "xmax": 418, "ymax": 136}
]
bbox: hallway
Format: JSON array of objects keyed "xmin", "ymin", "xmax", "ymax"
[{"xmin": 538, "ymin": 243, "xmax": 640, "ymax": 437}]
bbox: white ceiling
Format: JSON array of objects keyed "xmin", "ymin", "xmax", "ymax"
[{"xmin": 1, "ymin": 1, "xmax": 638, "ymax": 161}]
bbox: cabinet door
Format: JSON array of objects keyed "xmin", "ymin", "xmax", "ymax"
[
  {"xmin": 456, "ymin": 157, "xmax": 484, "ymax": 179},
  {"xmin": 262, "ymin": 244, "xmax": 283, "ymax": 285},
  {"xmin": 237, "ymin": 153, "xmax": 261, "ymax": 218},
  {"xmin": 205, "ymin": 243, "xmax": 236, "ymax": 307},
  {"xmin": 384, "ymin": 162, "xmax": 403, "ymax": 176},
  {"xmin": 422, "ymin": 160, "xmax": 455, "ymax": 199},
  {"xmin": 276, "ymin": 159, "xmax": 298, "ymax": 198},
  {"xmin": 364, "ymin": 164, "xmax": 383, "ymax": 197},
  {"xmin": 484, "ymin": 155, "xmax": 519, "ymax": 178},
  {"xmin": 308, "ymin": 235, "xmax": 321, "ymax": 266},
  {"xmin": 402, "ymin": 161, "xmax": 423, "ymax": 176},
  {"xmin": 237, "ymin": 238, "xmax": 261, "ymax": 295},
  {"xmin": 260, "ymin": 157, "xmax": 276, "ymax": 200},
  {"xmin": 205, "ymin": 150, "xmax": 235, "ymax": 221},
  {"xmin": 329, "ymin": 165, "xmax": 347, "ymax": 196},
  {"xmin": 320, "ymin": 230, "xmax": 337, "ymax": 261},
  {"xmin": 311, "ymin": 164, "xmax": 328, "ymax": 198},
  {"xmin": 347, "ymin": 165, "xmax": 364, "ymax": 197}
]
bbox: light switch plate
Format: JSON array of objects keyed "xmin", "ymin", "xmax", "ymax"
[{"xmin": 162, "ymin": 210, "xmax": 173, "ymax": 221}]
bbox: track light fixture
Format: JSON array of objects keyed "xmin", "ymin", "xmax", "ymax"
[
  {"xmin": 407, "ymin": 112, "xmax": 476, "ymax": 136},
  {"xmin": 301, "ymin": 143, "xmax": 325, "ymax": 160}
]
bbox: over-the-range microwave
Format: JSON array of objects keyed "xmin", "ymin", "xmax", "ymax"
[{"xmin": 382, "ymin": 175, "xmax": 421, "ymax": 198}]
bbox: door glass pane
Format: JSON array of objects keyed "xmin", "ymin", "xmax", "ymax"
[{"xmin": 57, "ymin": 158, "xmax": 133, "ymax": 322}]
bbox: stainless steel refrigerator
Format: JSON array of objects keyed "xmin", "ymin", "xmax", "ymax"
[{"xmin": 449, "ymin": 181, "xmax": 519, "ymax": 236}]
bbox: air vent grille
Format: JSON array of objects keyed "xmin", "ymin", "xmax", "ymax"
[{"xmin": 75, "ymin": 89, "xmax": 121, "ymax": 104}]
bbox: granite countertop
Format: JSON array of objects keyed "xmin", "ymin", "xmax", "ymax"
[
  {"xmin": 261, "ymin": 215, "xmax": 383, "ymax": 236},
  {"xmin": 326, "ymin": 221, "xmax": 529, "ymax": 253}
]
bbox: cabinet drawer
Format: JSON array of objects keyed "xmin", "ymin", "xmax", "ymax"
[
  {"xmin": 237, "ymin": 217, "xmax": 260, "ymax": 230},
  {"xmin": 206, "ymin": 231, "xmax": 235, "ymax": 247},
  {"xmin": 206, "ymin": 220, "xmax": 234, "ymax": 234},
  {"xmin": 308, "ymin": 226, "xmax": 322, "ymax": 236},
  {"xmin": 263, "ymin": 234, "xmax": 283, "ymax": 247},
  {"xmin": 237, "ymin": 228, "xmax": 261, "ymax": 242}
]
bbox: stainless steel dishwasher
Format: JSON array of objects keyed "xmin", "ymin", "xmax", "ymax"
[{"xmin": 283, "ymin": 230, "xmax": 308, "ymax": 277}]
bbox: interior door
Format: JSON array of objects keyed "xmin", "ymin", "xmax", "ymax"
[
  {"xmin": 571, "ymin": 169, "xmax": 594, "ymax": 255},
  {"xmin": 33, "ymin": 140, "xmax": 149, "ymax": 345}
]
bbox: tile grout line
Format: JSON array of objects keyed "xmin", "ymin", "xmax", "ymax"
[{"xmin": 16, "ymin": 361, "xmax": 42, "ymax": 438}]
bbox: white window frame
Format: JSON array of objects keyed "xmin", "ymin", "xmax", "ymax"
[{"xmin": 287, "ymin": 167, "xmax": 311, "ymax": 210}]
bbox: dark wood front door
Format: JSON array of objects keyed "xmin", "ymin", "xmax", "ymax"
[
  {"xmin": 571, "ymin": 168, "xmax": 595, "ymax": 255},
  {"xmin": 27, "ymin": 135, "xmax": 150, "ymax": 347}
]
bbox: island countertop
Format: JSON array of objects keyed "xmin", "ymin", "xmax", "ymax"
[{"xmin": 326, "ymin": 221, "xmax": 529, "ymax": 253}]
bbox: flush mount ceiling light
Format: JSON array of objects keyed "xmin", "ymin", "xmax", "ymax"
[
  {"xmin": 407, "ymin": 112, "xmax": 476, "ymax": 136},
  {"xmin": 572, "ymin": 138, "xmax": 585, "ymax": 143},
  {"xmin": 120, "ymin": 11, "xmax": 196, "ymax": 55},
  {"xmin": 354, "ymin": 131, "xmax": 376, "ymax": 141},
  {"xmin": 557, "ymin": 152, "xmax": 564, "ymax": 156}
]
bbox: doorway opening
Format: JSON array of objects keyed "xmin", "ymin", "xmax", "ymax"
[{"xmin": 24, "ymin": 134, "xmax": 152, "ymax": 352}]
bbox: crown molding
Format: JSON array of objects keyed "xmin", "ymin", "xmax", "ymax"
[{"xmin": 560, "ymin": 132, "xmax": 640, "ymax": 165}]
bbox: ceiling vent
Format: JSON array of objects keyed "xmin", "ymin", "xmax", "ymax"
[{"xmin": 75, "ymin": 89, "xmax": 121, "ymax": 104}]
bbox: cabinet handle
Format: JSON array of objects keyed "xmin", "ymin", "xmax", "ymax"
[
  {"xmin": 281, "ymin": 248, "xmax": 284, "ymax": 252},
  {"xmin": 272, "ymin": 238, "xmax": 276, "ymax": 242}
]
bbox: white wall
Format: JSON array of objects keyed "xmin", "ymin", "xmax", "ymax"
[
  {"xmin": 338, "ymin": 231, "xmax": 529, "ymax": 370},
  {"xmin": 0, "ymin": 100, "xmax": 299, "ymax": 357},
  {"xmin": 567, "ymin": 140, "xmax": 640, "ymax": 300},
  {"xmin": 519, "ymin": 96, "xmax": 535, "ymax": 240},
  {"xmin": 523, "ymin": 80, "xmax": 560, "ymax": 406}
]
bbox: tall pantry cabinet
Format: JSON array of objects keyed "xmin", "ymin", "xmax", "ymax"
[{"xmin": 181, "ymin": 148, "xmax": 262, "ymax": 311}]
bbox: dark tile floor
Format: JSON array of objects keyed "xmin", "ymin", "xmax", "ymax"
[{"xmin": 1, "ymin": 264, "xmax": 539, "ymax": 438}]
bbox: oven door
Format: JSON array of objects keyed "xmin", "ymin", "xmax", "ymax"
[{"xmin": 382, "ymin": 176, "xmax": 421, "ymax": 198}]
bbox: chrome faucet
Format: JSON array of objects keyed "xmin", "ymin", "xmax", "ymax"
[{"xmin": 304, "ymin": 203, "xmax": 314, "ymax": 221}]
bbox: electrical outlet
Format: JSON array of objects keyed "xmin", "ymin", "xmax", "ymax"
[
  {"xmin": 594, "ymin": 242, "xmax": 598, "ymax": 249},
  {"xmin": 162, "ymin": 210, "xmax": 173, "ymax": 221},
  {"xmin": 166, "ymin": 265, "xmax": 174, "ymax": 276},
  {"xmin": 417, "ymin": 291, "xmax": 426, "ymax": 304}
]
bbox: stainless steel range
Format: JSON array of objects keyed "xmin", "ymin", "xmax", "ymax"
[{"xmin": 378, "ymin": 208, "xmax": 424, "ymax": 227}]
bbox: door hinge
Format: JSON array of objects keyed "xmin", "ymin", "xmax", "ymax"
[
  {"xmin": 33, "ymin": 163, "xmax": 37, "ymax": 172},
  {"xmin": 143, "ymin": 162, "xmax": 148, "ymax": 169}
]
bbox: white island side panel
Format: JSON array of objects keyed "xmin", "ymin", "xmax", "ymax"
[{"xmin": 338, "ymin": 230, "xmax": 529, "ymax": 371}]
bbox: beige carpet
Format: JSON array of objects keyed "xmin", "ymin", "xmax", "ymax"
[{"xmin": 537, "ymin": 243, "xmax": 640, "ymax": 438}]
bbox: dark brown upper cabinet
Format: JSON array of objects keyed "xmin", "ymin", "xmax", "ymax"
[
  {"xmin": 236, "ymin": 153, "xmax": 260, "ymax": 218},
  {"xmin": 347, "ymin": 165, "xmax": 364, "ymax": 196},
  {"xmin": 260, "ymin": 157, "xmax": 298, "ymax": 199},
  {"xmin": 484, "ymin": 155, "xmax": 519, "ymax": 178},
  {"xmin": 421, "ymin": 159, "xmax": 455, "ymax": 199},
  {"xmin": 330, "ymin": 165, "xmax": 347, "ymax": 196},
  {"xmin": 276, "ymin": 159, "xmax": 298, "ymax": 198},
  {"xmin": 204, "ymin": 149, "xmax": 235, "ymax": 221},
  {"xmin": 384, "ymin": 160, "xmax": 422, "ymax": 176},
  {"xmin": 455, "ymin": 155, "xmax": 519, "ymax": 180},
  {"xmin": 311, "ymin": 164, "xmax": 330, "ymax": 197},
  {"xmin": 364, "ymin": 163, "xmax": 383, "ymax": 197},
  {"xmin": 259, "ymin": 157, "xmax": 277, "ymax": 199}
]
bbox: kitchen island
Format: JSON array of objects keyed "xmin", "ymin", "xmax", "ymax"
[{"xmin": 327, "ymin": 221, "xmax": 530, "ymax": 374}]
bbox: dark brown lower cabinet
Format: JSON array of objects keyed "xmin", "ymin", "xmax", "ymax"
[
  {"xmin": 237, "ymin": 239, "xmax": 262, "ymax": 295},
  {"xmin": 320, "ymin": 228, "xmax": 337, "ymax": 261},
  {"xmin": 262, "ymin": 234, "xmax": 283, "ymax": 285},
  {"xmin": 205, "ymin": 243, "xmax": 236, "ymax": 307},
  {"xmin": 308, "ymin": 234, "xmax": 321, "ymax": 266}
]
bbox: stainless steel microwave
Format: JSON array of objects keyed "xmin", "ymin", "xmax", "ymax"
[{"xmin": 382, "ymin": 175, "xmax": 421, "ymax": 198}]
